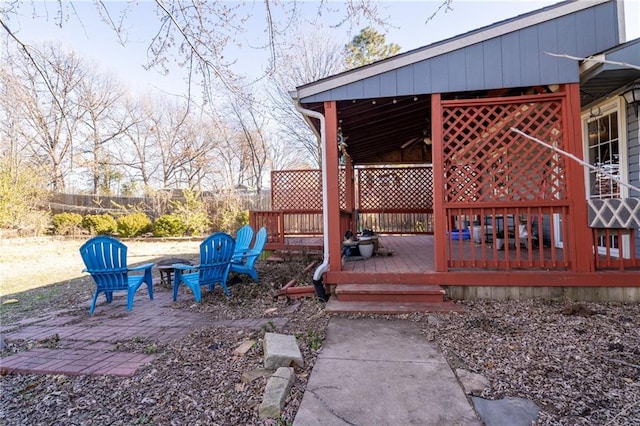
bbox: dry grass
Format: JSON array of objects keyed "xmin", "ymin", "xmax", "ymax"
[{"xmin": 0, "ymin": 236, "xmax": 203, "ymax": 323}]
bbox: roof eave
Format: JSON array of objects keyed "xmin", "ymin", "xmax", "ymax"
[{"xmin": 297, "ymin": 0, "xmax": 614, "ymax": 100}]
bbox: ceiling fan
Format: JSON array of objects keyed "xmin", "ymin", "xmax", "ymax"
[{"xmin": 400, "ymin": 130, "xmax": 432, "ymax": 149}]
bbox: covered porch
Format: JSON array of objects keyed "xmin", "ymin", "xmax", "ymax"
[{"xmin": 253, "ymin": 0, "xmax": 640, "ymax": 310}]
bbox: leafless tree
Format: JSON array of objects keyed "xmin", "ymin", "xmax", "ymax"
[
  {"xmin": 172, "ymin": 115, "xmax": 218, "ymax": 190},
  {"xmin": 75, "ymin": 70, "xmax": 134, "ymax": 195},
  {"xmin": 0, "ymin": 62, "xmax": 25, "ymax": 172},
  {"xmin": 268, "ymin": 30, "xmax": 348, "ymax": 168},
  {"xmin": 138, "ymin": 95, "xmax": 204, "ymax": 189},
  {"xmin": 0, "ymin": 1, "xmax": 386, "ymax": 103},
  {"xmin": 210, "ymin": 117, "xmax": 243, "ymax": 191},
  {"xmin": 116, "ymin": 96, "xmax": 157, "ymax": 191},
  {"xmin": 224, "ymin": 92, "xmax": 271, "ymax": 193},
  {"xmin": 2, "ymin": 43, "xmax": 85, "ymax": 191}
]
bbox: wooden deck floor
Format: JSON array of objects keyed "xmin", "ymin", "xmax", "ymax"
[
  {"xmin": 283, "ymin": 235, "xmax": 640, "ymax": 288},
  {"xmin": 343, "ymin": 235, "xmax": 436, "ymax": 273},
  {"xmin": 286, "ymin": 234, "xmax": 565, "ymax": 274}
]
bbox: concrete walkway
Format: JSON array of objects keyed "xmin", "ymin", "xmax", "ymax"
[{"xmin": 294, "ymin": 317, "xmax": 481, "ymax": 425}]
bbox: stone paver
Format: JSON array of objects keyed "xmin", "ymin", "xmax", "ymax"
[
  {"xmin": 472, "ymin": 396, "xmax": 540, "ymax": 426},
  {"xmin": 263, "ymin": 332, "xmax": 304, "ymax": 369},
  {"xmin": 1, "ymin": 287, "xmax": 293, "ymax": 377},
  {"xmin": 259, "ymin": 367, "xmax": 296, "ymax": 419}
]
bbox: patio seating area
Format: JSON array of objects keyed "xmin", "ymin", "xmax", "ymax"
[{"xmin": 79, "ymin": 227, "xmax": 269, "ymax": 314}]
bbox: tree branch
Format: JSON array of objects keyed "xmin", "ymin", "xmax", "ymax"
[
  {"xmin": 511, "ymin": 127, "xmax": 640, "ymax": 195},
  {"xmin": 0, "ymin": 17, "xmax": 65, "ymax": 114},
  {"xmin": 545, "ymin": 51, "xmax": 640, "ymax": 71}
]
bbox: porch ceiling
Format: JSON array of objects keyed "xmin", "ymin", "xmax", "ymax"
[{"xmin": 304, "ymin": 95, "xmax": 432, "ymax": 164}]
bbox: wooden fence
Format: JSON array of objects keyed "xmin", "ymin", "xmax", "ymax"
[{"xmin": 49, "ymin": 191, "xmax": 271, "ymax": 217}]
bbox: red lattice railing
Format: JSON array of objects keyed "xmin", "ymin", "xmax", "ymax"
[
  {"xmin": 440, "ymin": 94, "xmax": 573, "ymax": 271},
  {"xmin": 271, "ymin": 170, "xmax": 323, "ymax": 211},
  {"xmin": 271, "ymin": 169, "xmax": 346, "ymax": 211},
  {"xmin": 270, "ymin": 166, "xmax": 434, "ymax": 234},
  {"xmin": 357, "ymin": 167, "xmax": 433, "ymax": 212},
  {"xmin": 442, "ymin": 96, "xmax": 566, "ymax": 204}
]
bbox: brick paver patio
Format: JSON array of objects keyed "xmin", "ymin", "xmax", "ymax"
[{"xmin": 1, "ymin": 289, "xmax": 292, "ymax": 377}]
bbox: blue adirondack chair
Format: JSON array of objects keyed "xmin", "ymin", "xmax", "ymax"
[
  {"xmin": 230, "ymin": 226, "xmax": 267, "ymax": 282},
  {"xmin": 234, "ymin": 224, "xmax": 254, "ymax": 257},
  {"xmin": 79, "ymin": 236, "xmax": 154, "ymax": 315},
  {"xmin": 173, "ymin": 232, "xmax": 235, "ymax": 302}
]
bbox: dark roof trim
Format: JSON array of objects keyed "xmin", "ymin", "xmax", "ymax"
[
  {"xmin": 579, "ymin": 37, "xmax": 640, "ymax": 107},
  {"xmin": 297, "ymin": 0, "xmax": 616, "ymax": 99}
]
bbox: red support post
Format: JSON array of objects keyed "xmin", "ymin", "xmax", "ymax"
[
  {"xmin": 562, "ymin": 83, "xmax": 594, "ymax": 272},
  {"xmin": 431, "ymin": 93, "xmax": 448, "ymax": 272},
  {"xmin": 325, "ymin": 101, "xmax": 342, "ymax": 273}
]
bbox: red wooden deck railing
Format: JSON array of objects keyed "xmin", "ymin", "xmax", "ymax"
[
  {"xmin": 250, "ymin": 209, "xmax": 354, "ymax": 251},
  {"xmin": 445, "ymin": 206, "xmax": 569, "ymax": 271},
  {"xmin": 593, "ymin": 228, "xmax": 640, "ymax": 271}
]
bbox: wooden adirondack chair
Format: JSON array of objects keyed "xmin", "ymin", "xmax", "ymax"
[
  {"xmin": 172, "ymin": 232, "xmax": 235, "ymax": 302},
  {"xmin": 233, "ymin": 224, "xmax": 254, "ymax": 257},
  {"xmin": 230, "ymin": 227, "xmax": 267, "ymax": 282},
  {"xmin": 79, "ymin": 236, "xmax": 154, "ymax": 315}
]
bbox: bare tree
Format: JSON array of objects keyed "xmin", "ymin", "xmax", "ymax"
[
  {"xmin": 268, "ymin": 30, "xmax": 348, "ymax": 168},
  {"xmin": 3, "ymin": 43, "xmax": 85, "ymax": 191},
  {"xmin": 116, "ymin": 96, "xmax": 157, "ymax": 191},
  {"xmin": 0, "ymin": 62, "xmax": 25, "ymax": 173},
  {"xmin": 75, "ymin": 70, "xmax": 134, "ymax": 195},
  {"xmin": 138, "ymin": 95, "xmax": 203, "ymax": 189},
  {"xmin": 210, "ymin": 117, "xmax": 243, "ymax": 190},
  {"xmin": 172, "ymin": 115, "xmax": 218, "ymax": 190},
  {"xmin": 224, "ymin": 92, "xmax": 271, "ymax": 193},
  {"xmin": 0, "ymin": 1, "xmax": 386, "ymax": 102}
]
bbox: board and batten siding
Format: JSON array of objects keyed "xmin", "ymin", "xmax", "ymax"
[
  {"xmin": 301, "ymin": 1, "xmax": 620, "ymax": 102},
  {"xmin": 627, "ymin": 103, "xmax": 640, "ymax": 254}
]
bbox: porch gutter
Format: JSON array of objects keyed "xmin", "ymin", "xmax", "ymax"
[{"xmin": 294, "ymin": 97, "xmax": 330, "ymax": 301}]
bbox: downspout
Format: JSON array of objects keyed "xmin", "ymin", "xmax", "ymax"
[{"xmin": 294, "ymin": 97, "xmax": 330, "ymax": 301}]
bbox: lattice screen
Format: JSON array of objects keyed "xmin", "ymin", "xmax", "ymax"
[
  {"xmin": 442, "ymin": 99, "xmax": 567, "ymax": 204},
  {"xmin": 271, "ymin": 169, "xmax": 346, "ymax": 211},
  {"xmin": 272, "ymin": 170, "xmax": 322, "ymax": 210},
  {"xmin": 357, "ymin": 167, "xmax": 433, "ymax": 211}
]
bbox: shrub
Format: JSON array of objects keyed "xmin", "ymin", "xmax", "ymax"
[
  {"xmin": 52, "ymin": 212, "xmax": 83, "ymax": 235},
  {"xmin": 213, "ymin": 201, "xmax": 249, "ymax": 234},
  {"xmin": 0, "ymin": 158, "xmax": 50, "ymax": 232},
  {"xmin": 170, "ymin": 189, "xmax": 211, "ymax": 236},
  {"xmin": 17, "ymin": 210, "xmax": 52, "ymax": 236},
  {"xmin": 117, "ymin": 212, "xmax": 152, "ymax": 237},
  {"xmin": 153, "ymin": 214, "xmax": 187, "ymax": 237},
  {"xmin": 82, "ymin": 214, "xmax": 117, "ymax": 235}
]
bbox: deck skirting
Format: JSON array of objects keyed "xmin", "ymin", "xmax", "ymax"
[{"xmin": 446, "ymin": 285, "xmax": 640, "ymax": 302}]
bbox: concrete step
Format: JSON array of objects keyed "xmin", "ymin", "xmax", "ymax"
[
  {"xmin": 325, "ymin": 299, "xmax": 464, "ymax": 314},
  {"xmin": 336, "ymin": 284, "xmax": 446, "ymax": 303}
]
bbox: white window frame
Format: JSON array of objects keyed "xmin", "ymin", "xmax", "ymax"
[{"xmin": 577, "ymin": 97, "xmax": 630, "ymax": 257}]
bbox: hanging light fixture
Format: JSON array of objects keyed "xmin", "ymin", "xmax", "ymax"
[
  {"xmin": 587, "ymin": 107, "xmax": 605, "ymax": 140},
  {"xmin": 621, "ymin": 82, "xmax": 640, "ymax": 116}
]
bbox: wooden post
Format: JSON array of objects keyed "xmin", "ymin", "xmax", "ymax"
[
  {"xmin": 431, "ymin": 94, "xmax": 448, "ymax": 272},
  {"xmin": 562, "ymin": 83, "xmax": 594, "ymax": 272},
  {"xmin": 325, "ymin": 101, "xmax": 342, "ymax": 273}
]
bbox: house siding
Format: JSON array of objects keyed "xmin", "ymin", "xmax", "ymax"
[
  {"xmin": 301, "ymin": 1, "xmax": 620, "ymax": 103},
  {"xmin": 627, "ymin": 103, "xmax": 640, "ymax": 254}
]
